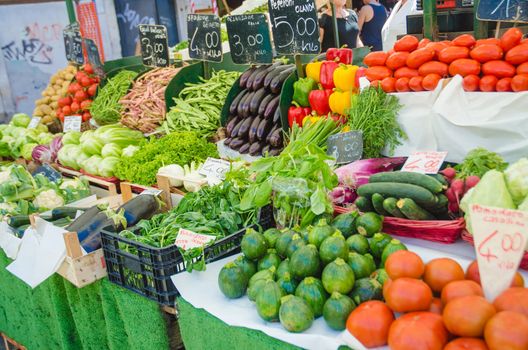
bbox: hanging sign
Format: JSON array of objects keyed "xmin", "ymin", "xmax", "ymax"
[
  {"xmin": 63, "ymin": 115, "xmax": 82, "ymax": 132},
  {"xmin": 477, "ymin": 0, "xmax": 528, "ymax": 23},
  {"xmin": 327, "ymin": 131, "xmax": 363, "ymax": 164},
  {"xmin": 63, "ymin": 24, "xmax": 84, "ymax": 65},
  {"xmin": 138, "ymin": 24, "xmax": 170, "ymax": 67},
  {"xmin": 226, "ymin": 14, "xmax": 273, "ymax": 64},
  {"xmin": 187, "ymin": 14, "xmax": 223, "ymax": 62},
  {"xmin": 83, "ymin": 38, "xmax": 103, "ymax": 70},
  {"xmin": 267, "ymin": 0, "xmax": 320, "ymax": 55},
  {"xmin": 469, "ymin": 204, "xmax": 528, "ymax": 301},
  {"xmin": 32, "ymin": 164, "xmax": 62, "ymax": 183},
  {"xmin": 401, "ymin": 151, "xmax": 448, "ymax": 174}
]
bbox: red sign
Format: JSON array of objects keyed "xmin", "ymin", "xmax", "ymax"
[
  {"xmin": 469, "ymin": 204, "xmax": 528, "ymax": 301},
  {"xmin": 401, "ymin": 151, "xmax": 448, "ymax": 174}
]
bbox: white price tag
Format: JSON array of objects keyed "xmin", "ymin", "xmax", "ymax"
[
  {"xmin": 401, "ymin": 151, "xmax": 447, "ymax": 174},
  {"xmin": 359, "ymin": 77, "xmax": 370, "ymax": 92},
  {"xmin": 174, "ymin": 228, "xmax": 215, "ymax": 250},
  {"xmin": 63, "ymin": 115, "xmax": 82, "ymax": 132},
  {"xmin": 198, "ymin": 157, "xmax": 231, "ymax": 180},
  {"xmin": 139, "ymin": 188, "xmax": 163, "ymax": 196},
  {"xmin": 469, "ymin": 204, "xmax": 528, "ymax": 301},
  {"xmin": 28, "ymin": 117, "xmax": 41, "ymax": 129}
]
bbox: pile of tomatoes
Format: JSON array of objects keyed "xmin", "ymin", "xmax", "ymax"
[
  {"xmin": 363, "ymin": 28, "xmax": 528, "ymax": 93},
  {"xmin": 56, "ymin": 63, "xmax": 99, "ymax": 122},
  {"xmin": 346, "ymin": 251, "xmax": 528, "ymax": 350}
]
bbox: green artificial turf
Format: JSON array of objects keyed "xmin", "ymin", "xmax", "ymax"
[{"xmin": 0, "ymin": 250, "xmax": 169, "ymax": 350}]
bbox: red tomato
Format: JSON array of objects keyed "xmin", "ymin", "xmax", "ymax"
[
  {"xmin": 80, "ymin": 76, "xmax": 92, "ymax": 87},
  {"xmin": 512, "ymin": 74, "xmax": 528, "ymax": 92},
  {"xmin": 505, "ymin": 44, "xmax": 528, "ymax": 65},
  {"xmin": 386, "ymin": 52, "xmax": 410, "ymax": 70},
  {"xmin": 426, "ymin": 42, "xmax": 450, "ymax": 57},
  {"xmin": 83, "ymin": 63, "xmax": 94, "ymax": 74},
  {"xmin": 364, "ymin": 51, "xmax": 389, "ymax": 66},
  {"xmin": 394, "ymin": 67, "xmax": 419, "ymax": 79},
  {"xmin": 62, "ymin": 105, "xmax": 72, "ymax": 115},
  {"xmin": 58, "ymin": 96, "xmax": 72, "ymax": 108},
  {"xmin": 370, "ymin": 80, "xmax": 381, "ymax": 88},
  {"xmin": 80, "ymin": 99, "xmax": 92, "ymax": 110},
  {"xmin": 75, "ymin": 71, "xmax": 87, "ymax": 82},
  {"xmin": 496, "ymin": 77, "xmax": 513, "ymax": 92},
  {"xmin": 406, "ymin": 48, "xmax": 435, "ymax": 69},
  {"xmin": 418, "ymin": 61, "xmax": 448, "ymax": 77},
  {"xmin": 452, "ymin": 34, "xmax": 476, "ymax": 48},
  {"xmin": 380, "ymin": 77, "xmax": 396, "ymax": 93},
  {"xmin": 422, "ymin": 73, "xmax": 441, "ymax": 91},
  {"xmin": 480, "ymin": 75, "xmax": 498, "ymax": 92},
  {"xmin": 443, "ymin": 296, "xmax": 496, "ymax": 337},
  {"xmin": 476, "ymin": 38, "xmax": 501, "ymax": 47},
  {"xmin": 68, "ymin": 82, "xmax": 82, "ymax": 94},
  {"xmin": 384, "ymin": 277, "xmax": 433, "ymax": 313},
  {"xmin": 74, "ymin": 90, "xmax": 88, "ymax": 102},
  {"xmin": 449, "ymin": 59, "xmax": 481, "ymax": 77},
  {"xmin": 82, "ymin": 111, "xmax": 91, "ymax": 122},
  {"xmin": 444, "ymin": 338, "xmax": 489, "ymax": 350},
  {"xmin": 470, "ymin": 44, "xmax": 504, "ymax": 63},
  {"xmin": 388, "ymin": 312, "xmax": 449, "ymax": 350},
  {"xmin": 484, "ymin": 311, "xmax": 528, "ymax": 350},
  {"xmin": 57, "ymin": 112, "xmax": 65, "ymax": 122},
  {"xmin": 365, "ymin": 66, "xmax": 393, "ymax": 81},
  {"xmin": 482, "ymin": 60, "xmax": 516, "ymax": 78},
  {"xmin": 463, "ymin": 74, "xmax": 480, "ymax": 91},
  {"xmin": 409, "ymin": 76, "xmax": 424, "ymax": 91},
  {"xmin": 501, "ymin": 27, "xmax": 523, "ymax": 52},
  {"xmin": 87, "ymin": 84, "xmax": 98, "ymax": 97},
  {"xmin": 438, "ymin": 46, "xmax": 470, "ymax": 64},
  {"xmin": 395, "ymin": 77, "xmax": 410, "ymax": 92},
  {"xmin": 70, "ymin": 101, "xmax": 80, "ymax": 113},
  {"xmin": 418, "ymin": 38, "xmax": 431, "ymax": 49},
  {"xmin": 518, "ymin": 62, "xmax": 528, "ymax": 75},
  {"xmin": 346, "ymin": 301, "xmax": 395, "ymax": 348},
  {"xmin": 493, "ymin": 287, "xmax": 528, "ymax": 317},
  {"xmin": 394, "ymin": 35, "xmax": 419, "ymax": 52}
]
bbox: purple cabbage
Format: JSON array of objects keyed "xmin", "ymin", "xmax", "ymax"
[{"xmin": 32, "ymin": 135, "xmax": 62, "ymax": 163}]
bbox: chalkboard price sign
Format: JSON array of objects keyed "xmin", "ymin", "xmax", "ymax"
[
  {"xmin": 138, "ymin": 24, "xmax": 170, "ymax": 67},
  {"xmin": 226, "ymin": 14, "xmax": 273, "ymax": 64},
  {"xmin": 187, "ymin": 14, "xmax": 223, "ymax": 62},
  {"xmin": 83, "ymin": 38, "xmax": 104, "ymax": 75},
  {"xmin": 327, "ymin": 131, "xmax": 363, "ymax": 164},
  {"xmin": 267, "ymin": 0, "xmax": 320, "ymax": 55},
  {"xmin": 63, "ymin": 25, "xmax": 83, "ymax": 65},
  {"xmin": 477, "ymin": 0, "xmax": 528, "ymax": 23}
]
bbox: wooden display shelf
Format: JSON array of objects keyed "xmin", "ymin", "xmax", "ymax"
[
  {"xmin": 119, "ymin": 181, "xmax": 172, "ymax": 209},
  {"xmin": 57, "ymin": 165, "xmax": 118, "ymax": 196},
  {"xmin": 156, "ymin": 175, "xmax": 188, "ymax": 210}
]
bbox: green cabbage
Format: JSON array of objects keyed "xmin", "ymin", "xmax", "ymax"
[
  {"xmin": 122, "ymin": 145, "xmax": 140, "ymax": 157},
  {"xmin": 504, "ymin": 158, "xmax": 528, "ymax": 206},
  {"xmin": 80, "ymin": 130, "xmax": 94, "ymax": 144},
  {"xmin": 82, "ymin": 155, "xmax": 103, "ymax": 175},
  {"xmin": 21, "ymin": 143, "xmax": 37, "ymax": 160},
  {"xmin": 37, "ymin": 132, "xmax": 54, "ymax": 145},
  {"xmin": 81, "ymin": 136, "xmax": 103, "ymax": 156},
  {"xmin": 58, "ymin": 144, "xmax": 80, "ymax": 169},
  {"xmin": 10, "ymin": 113, "xmax": 31, "ymax": 128},
  {"xmin": 519, "ymin": 196, "xmax": 528, "ymax": 212},
  {"xmin": 36, "ymin": 124, "xmax": 48, "ymax": 133},
  {"xmin": 99, "ymin": 156, "xmax": 120, "ymax": 177},
  {"xmin": 94, "ymin": 124, "xmax": 144, "ymax": 148},
  {"xmin": 62, "ymin": 131, "xmax": 81, "ymax": 145},
  {"xmin": 101, "ymin": 143, "xmax": 122, "ymax": 158}
]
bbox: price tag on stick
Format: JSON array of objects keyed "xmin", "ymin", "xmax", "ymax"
[
  {"xmin": 469, "ymin": 204, "xmax": 528, "ymax": 301},
  {"xmin": 83, "ymin": 38, "xmax": 104, "ymax": 75},
  {"xmin": 139, "ymin": 188, "xmax": 163, "ymax": 197},
  {"xmin": 477, "ymin": 0, "xmax": 528, "ymax": 23},
  {"xmin": 63, "ymin": 115, "xmax": 82, "ymax": 132},
  {"xmin": 187, "ymin": 14, "xmax": 223, "ymax": 62},
  {"xmin": 175, "ymin": 228, "xmax": 215, "ymax": 250},
  {"xmin": 401, "ymin": 151, "xmax": 447, "ymax": 174},
  {"xmin": 327, "ymin": 131, "xmax": 363, "ymax": 164},
  {"xmin": 28, "ymin": 117, "xmax": 41, "ymax": 129},
  {"xmin": 138, "ymin": 24, "xmax": 170, "ymax": 67},
  {"xmin": 267, "ymin": 0, "xmax": 320, "ymax": 55},
  {"xmin": 63, "ymin": 25, "xmax": 84, "ymax": 65},
  {"xmin": 226, "ymin": 14, "xmax": 273, "ymax": 64},
  {"xmin": 199, "ymin": 157, "xmax": 231, "ymax": 180}
]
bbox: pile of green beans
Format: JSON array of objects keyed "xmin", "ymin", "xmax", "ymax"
[
  {"xmin": 162, "ymin": 70, "xmax": 240, "ymax": 138},
  {"xmin": 90, "ymin": 70, "xmax": 138, "ymax": 125}
]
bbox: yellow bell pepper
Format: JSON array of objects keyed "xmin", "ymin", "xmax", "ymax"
[
  {"xmin": 333, "ymin": 65, "xmax": 359, "ymax": 92},
  {"xmin": 302, "ymin": 115, "xmax": 321, "ymax": 126},
  {"xmin": 305, "ymin": 61, "xmax": 323, "ymax": 83},
  {"xmin": 329, "ymin": 90, "xmax": 352, "ymax": 115},
  {"xmin": 342, "ymin": 125, "xmax": 351, "ymax": 132}
]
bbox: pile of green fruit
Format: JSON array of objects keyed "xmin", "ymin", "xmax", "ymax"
[
  {"xmin": 356, "ymin": 171, "xmax": 450, "ymax": 220},
  {"xmin": 217, "ymin": 211, "xmax": 408, "ymax": 333}
]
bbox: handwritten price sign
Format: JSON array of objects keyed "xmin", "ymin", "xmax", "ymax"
[
  {"xmin": 401, "ymin": 151, "xmax": 447, "ymax": 174},
  {"xmin": 174, "ymin": 228, "xmax": 216, "ymax": 250},
  {"xmin": 199, "ymin": 157, "xmax": 231, "ymax": 180},
  {"xmin": 469, "ymin": 204, "xmax": 528, "ymax": 301}
]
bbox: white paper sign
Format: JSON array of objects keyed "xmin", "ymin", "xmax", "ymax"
[
  {"xmin": 358, "ymin": 77, "xmax": 370, "ymax": 92},
  {"xmin": 401, "ymin": 151, "xmax": 447, "ymax": 174},
  {"xmin": 28, "ymin": 117, "xmax": 41, "ymax": 129},
  {"xmin": 139, "ymin": 188, "xmax": 163, "ymax": 196},
  {"xmin": 63, "ymin": 115, "xmax": 82, "ymax": 132},
  {"xmin": 175, "ymin": 228, "xmax": 215, "ymax": 250},
  {"xmin": 469, "ymin": 204, "xmax": 528, "ymax": 301},
  {"xmin": 199, "ymin": 157, "xmax": 231, "ymax": 180}
]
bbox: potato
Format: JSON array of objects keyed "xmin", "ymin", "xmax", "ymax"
[
  {"xmin": 50, "ymin": 101, "xmax": 58, "ymax": 109},
  {"xmin": 51, "ymin": 95, "xmax": 59, "ymax": 102},
  {"xmin": 55, "ymin": 79, "xmax": 64, "ymax": 85},
  {"xmin": 42, "ymin": 115, "xmax": 54, "ymax": 124},
  {"xmin": 64, "ymin": 73, "xmax": 74, "ymax": 81},
  {"xmin": 33, "ymin": 107, "xmax": 43, "ymax": 116},
  {"xmin": 40, "ymin": 105, "xmax": 52, "ymax": 115},
  {"xmin": 62, "ymin": 81, "xmax": 70, "ymax": 89}
]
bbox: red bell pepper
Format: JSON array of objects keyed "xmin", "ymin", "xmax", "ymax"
[
  {"xmin": 308, "ymin": 89, "xmax": 332, "ymax": 116},
  {"xmin": 326, "ymin": 47, "xmax": 354, "ymax": 64},
  {"xmin": 288, "ymin": 104, "xmax": 312, "ymax": 127},
  {"xmin": 320, "ymin": 61, "xmax": 339, "ymax": 90}
]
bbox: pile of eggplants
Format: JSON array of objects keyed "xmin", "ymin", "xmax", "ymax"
[{"xmin": 224, "ymin": 61, "xmax": 295, "ymax": 156}]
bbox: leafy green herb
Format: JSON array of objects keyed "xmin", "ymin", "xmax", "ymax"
[{"xmin": 455, "ymin": 147, "xmax": 508, "ymax": 179}]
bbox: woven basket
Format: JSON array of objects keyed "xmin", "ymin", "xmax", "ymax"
[{"xmin": 461, "ymin": 230, "xmax": 528, "ymax": 270}]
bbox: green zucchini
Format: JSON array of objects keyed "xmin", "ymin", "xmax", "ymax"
[
  {"xmin": 8, "ymin": 215, "xmax": 31, "ymax": 228},
  {"xmin": 369, "ymin": 171, "xmax": 445, "ymax": 193},
  {"xmin": 51, "ymin": 207, "xmax": 85, "ymax": 220},
  {"xmin": 428, "ymin": 173, "xmax": 448, "ymax": 187},
  {"xmin": 357, "ymin": 183, "xmax": 438, "ymax": 208},
  {"xmin": 397, "ymin": 198, "xmax": 436, "ymax": 220},
  {"xmin": 371, "ymin": 193, "xmax": 389, "ymax": 216},
  {"xmin": 355, "ymin": 196, "xmax": 374, "ymax": 212},
  {"xmin": 382, "ymin": 198, "xmax": 405, "ymax": 218}
]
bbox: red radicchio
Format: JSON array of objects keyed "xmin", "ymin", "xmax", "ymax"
[{"xmin": 32, "ymin": 135, "xmax": 62, "ymax": 163}]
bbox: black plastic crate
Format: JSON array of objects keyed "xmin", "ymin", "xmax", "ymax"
[{"xmin": 101, "ymin": 205, "xmax": 274, "ymax": 306}]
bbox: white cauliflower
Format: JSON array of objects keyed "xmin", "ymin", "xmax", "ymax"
[
  {"xmin": 33, "ymin": 189, "xmax": 64, "ymax": 210},
  {"xmin": 0, "ymin": 170, "xmax": 11, "ymax": 183}
]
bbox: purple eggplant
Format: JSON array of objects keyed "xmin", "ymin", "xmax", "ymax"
[
  {"xmin": 239, "ymin": 68, "xmax": 255, "ymax": 89},
  {"xmin": 272, "ymin": 107, "xmax": 281, "ymax": 124},
  {"xmin": 257, "ymin": 93, "xmax": 274, "ymax": 117},
  {"xmin": 248, "ymin": 116, "xmax": 261, "ymax": 144},
  {"xmin": 224, "ymin": 138, "xmax": 233, "ymax": 147},
  {"xmin": 266, "ymin": 125, "xmax": 278, "ymax": 144},
  {"xmin": 249, "ymin": 88, "xmax": 267, "ymax": 116},
  {"xmin": 238, "ymin": 116, "xmax": 254, "ymax": 139},
  {"xmin": 264, "ymin": 95, "xmax": 280, "ymax": 119},
  {"xmin": 230, "ymin": 118, "xmax": 245, "ymax": 139},
  {"xmin": 268, "ymin": 148, "xmax": 282, "ymax": 156},
  {"xmin": 246, "ymin": 66, "xmax": 268, "ymax": 91},
  {"xmin": 261, "ymin": 145, "xmax": 271, "ymax": 156},
  {"xmin": 229, "ymin": 90, "xmax": 249, "ymax": 115},
  {"xmin": 239, "ymin": 143, "xmax": 250, "ymax": 154},
  {"xmin": 249, "ymin": 142, "xmax": 264, "ymax": 156},
  {"xmin": 270, "ymin": 67, "xmax": 295, "ymax": 94},
  {"xmin": 229, "ymin": 138, "xmax": 244, "ymax": 151},
  {"xmin": 225, "ymin": 116, "xmax": 240, "ymax": 137},
  {"xmin": 256, "ymin": 118, "xmax": 273, "ymax": 141},
  {"xmin": 269, "ymin": 128, "xmax": 283, "ymax": 148}
]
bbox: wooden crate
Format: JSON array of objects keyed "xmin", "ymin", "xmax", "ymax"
[
  {"xmin": 120, "ymin": 181, "xmax": 173, "ymax": 209},
  {"xmin": 1, "ymin": 333, "xmax": 25, "ymax": 350},
  {"xmin": 58, "ymin": 165, "xmax": 118, "ymax": 196},
  {"xmin": 155, "ymin": 175, "xmax": 188, "ymax": 210}
]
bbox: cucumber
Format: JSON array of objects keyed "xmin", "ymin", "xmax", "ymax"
[
  {"xmin": 371, "ymin": 193, "xmax": 389, "ymax": 216},
  {"xmin": 429, "ymin": 194, "xmax": 448, "ymax": 215},
  {"xmin": 357, "ymin": 183, "xmax": 438, "ymax": 208},
  {"xmin": 355, "ymin": 196, "xmax": 374, "ymax": 212},
  {"xmin": 428, "ymin": 173, "xmax": 448, "ymax": 187},
  {"xmin": 382, "ymin": 198, "xmax": 405, "ymax": 218},
  {"xmin": 397, "ymin": 198, "xmax": 436, "ymax": 220},
  {"xmin": 369, "ymin": 171, "xmax": 445, "ymax": 193}
]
